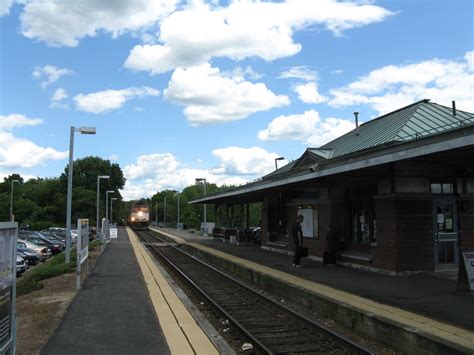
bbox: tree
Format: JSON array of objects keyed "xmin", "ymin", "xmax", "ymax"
[{"xmin": 60, "ymin": 156, "xmax": 126, "ymax": 225}]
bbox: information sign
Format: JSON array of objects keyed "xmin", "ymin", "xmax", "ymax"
[
  {"xmin": 110, "ymin": 227, "xmax": 118, "ymax": 239},
  {"xmin": 76, "ymin": 219, "xmax": 89, "ymax": 290},
  {"xmin": 0, "ymin": 222, "xmax": 17, "ymax": 355},
  {"xmin": 462, "ymin": 252, "xmax": 474, "ymax": 291},
  {"xmin": 77, "ymin": 219, "xmax": 89, "ymax": 263},
  {"xmin": 299, "ymin": 209, "xmax": 313, "ymax": 238}
]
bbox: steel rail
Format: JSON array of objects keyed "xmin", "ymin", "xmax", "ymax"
[
  {"xmin": 140, "ymin": 229, "xmax": 373, "ymax": 354},
  {"xmin": 143, "ymin": 235, "xmax": 273, "ymax": 354}
]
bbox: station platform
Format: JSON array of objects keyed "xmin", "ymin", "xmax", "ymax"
[
  {"xmin": 42, "ymin": 227, "xmax": 218, "ymax": 355},
  {"xmin": 150, "ymin": 226, "xmax": 474, "ymax": 354}
]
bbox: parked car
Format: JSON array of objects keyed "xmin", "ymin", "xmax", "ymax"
[
  {"xmin": 19, "ymin": 232, "xmax": 64, "ymax": 254},
  {"xmin": 48, "ymin": 227, "xmax": 77, "ymax": 243},
  {"xmin": 70, "ymin": 229, "xmax": 78, "ymax": 242},
  {"xmin": 40, "ymin": 230, "xmax": 66, "ymax": 244},
  {"xmin": 17, "ymin": 248, "xmax": 40, "ymax": 266},
  {"xmin": 48, "ymin": 227, "xmax": 67, "ymax": 238},
  {"xmin": 17, "ymin": 239, "xmax": 51, "ymax": 261},
  {"xmin": 16, "ymin": 254, "xmax": 27, "ymax": 276}
]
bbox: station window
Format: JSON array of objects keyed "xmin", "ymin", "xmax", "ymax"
[{"xmin": 430, "ymin": 183, "xmax": 455, "ymax": 194}]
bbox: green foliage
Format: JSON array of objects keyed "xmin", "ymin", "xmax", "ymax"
[
  {"xmin": 16, "ymin": 251, "xmax": 76, "ymax": 296},
  {"xmin": 0, "ymin": 156, "xmax": 126, "ymax": 227},
  {"xmin": 88, "ymin": 239, "xmax": 102, "ymax": 250}
]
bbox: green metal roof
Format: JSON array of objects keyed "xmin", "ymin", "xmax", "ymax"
[
  {"xmin": 319, "ymin": 100, "xmax": 474, "ymax": 158},
  {"xmin": 189, "ymin": 100, "xmax": 474, "ymax": 204},
  {"xmin": 261, "ymin": 100, "xmax": 474, "ymax": 181}
]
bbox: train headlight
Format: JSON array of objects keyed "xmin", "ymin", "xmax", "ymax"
[
  {"xmin": 131, "ymin": 217, "xmax": 135, "ymax": 221},
  {"xmin": 138, "ymin": 211, "xmax": 143, "ymax": 217}
]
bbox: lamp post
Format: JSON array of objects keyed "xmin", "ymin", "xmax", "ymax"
[
  {"xmin": 110, "ymin": 198, "xmax": 117, "ymax": 224},
  {"xmin": 105, "ymin": 190, "xmax": 114, "ymax": 221},
  {"xmin": 155, "ymin": 203, "xmax": 158, "ymax": 226},
  {"xmin": 275, "ymin": 157, "xmax": 285, "ymax": 170},
  {"xmin": 9, "ymin": 179, "xmax": 19, "ymax": 221},
  {"xmin": 96, "ymin": 175, "xmax": 110, "ymax": 238},
  {"xmin": 164, "ymin": 196, "xmax": 167, "ymax": 227},
  {"xmin": 195, "ymin": 178, "xmax": 207, "ymax": 236},
  {"xmin": 66, "ymin": 126, "xmax": 96, "ymax": 263},
  {"xmin": 170, "ymin": 190, "xmax": 180, "ymax": 230}
]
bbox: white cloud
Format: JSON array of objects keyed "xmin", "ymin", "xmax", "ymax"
[
  {"xmin": 74, "ymin": 86, "xmax": 160, "ymax": 114},
  {"xmin": 50, "ymin": 88, "xmax": 69, "ymax": 108},
  {"xmin": 164, "ymin": 63, "xmax": 289, "ymax": 125},
  {"xmin": 0, "ymin": 114, "xmax": 43, "ymax": 130},
  {"xmin": 109, "ymin": 154, "xmax": 119, "ymax": 161},
  {"xmin": 293, "ymin": 82, "xmax": 328, "ymax": 104},
  {"xmin": 306, "ymin": 117, "xmax": 355, "ymax": 147},
  {"xmin": 211, "ymin": 146, "xmax": 287, "ymax": 175},
  {"xmin": 0, "ymin": 0, "xmax": 13, "ymax": 16},
  {"xmin": 222, "ymin": 66, "xmax": 263, "ymax": 81},
  {"xmin": 124, "ymin": 153, "xmax": 179, "ymax": 180},
  {"xmin": 121, "ymin": 151, "xmax": 252, "ymax": 200},
  {"xmin": 33, "ymin": 65, "xmax": 73, "ymax": 88},
  {"xmin": 0, "ymin": 113, "xmax": 67, "ymax": 168},
  {"xmin": 124, "ymin": 0, "xmax": 393, "ymax": 74},
  {"xmin": 0, "ymin": 131, "xmax": 67, "ymax": 168},
  {"xmin": 279, "ymin": 66, "xmax": 317, "ymax": 81},
  {"xmin": 258, "ymin": 110, "xmax": 320, "ymax": 142},
  {"xmin": 20, "ymin": 0, "xmax": 178, "ymax": 47},
  {"xmin": 258, "ymin": 110, "xmax": 354, "ymax": 146},
  {"xmin": 329, "ymin": 51, "xmax": 474, "ymax": 114}
]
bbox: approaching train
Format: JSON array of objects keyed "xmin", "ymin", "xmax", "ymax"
[{"xmin": 128, "ymin": 204, "xmax": 150, "ymax": 230}]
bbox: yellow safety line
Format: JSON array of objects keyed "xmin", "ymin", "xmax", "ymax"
[
  {"xmin": 127, "ymin": 227, "xmax": 218, "ymax": 355},
  {"xmin": 152, "ymin": 227, "xmax": 474, "ymax": 350}
]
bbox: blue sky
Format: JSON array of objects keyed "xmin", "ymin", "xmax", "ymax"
[{"xmin": 1, "ymin": 0, "xmax": 473, "ymax": 200}]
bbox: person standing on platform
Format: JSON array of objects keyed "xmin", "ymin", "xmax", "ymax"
[
  {"xmin": 325, "ymin": 223, "xmax": 337, "ymax": 267},
  {"xmin": 291, "ymin": 215, "xmax": 304, "ymax": 267}
]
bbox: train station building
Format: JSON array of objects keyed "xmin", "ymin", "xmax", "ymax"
[{"xmin": 191, "ymin": 100, "xmax": 474, "ymax": 274}]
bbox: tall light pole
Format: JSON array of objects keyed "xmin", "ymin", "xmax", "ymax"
[
  {"xmin": 110, "ymin": 197, "xmax": 117, "ymax": 224},
  {"xmin": 155, "ymin": 203, "xmax": 158, "ymax": 226},
  {"xmin": 96, "ymin": 175, "xmax": 110, "ymax": 238},
  {"xmin": 177, "ymin": 192, "xmax": 180, "ymax": 230},
  {"xmin": 170, "ymin": 190, "xmax": 180, "ymax": 230},
  {"xmin": 195, "ymin": 178, "xmax": 207, "ymax": 236},
  {"xmin": 105, "ymin": 190, "xmax": 114, "ymax": 221},
  {"xmin": 164, "ymin": 196, "xmax": 167, "ymax": 227},
  {"xmin": 66, "ymin": 126, "xmax": 96, "ymax": 263},
  {"xmin": 9, "ymin": 179, "xmax": 19, "ymax": 221},
  {"xmin": 275, "ymin": 157, "xmax": 285, "ymax": 170}
]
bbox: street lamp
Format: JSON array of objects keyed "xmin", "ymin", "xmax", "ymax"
[
  {"xmin": 164, "ymin": 196, "xmax": 167, "ymax": 227},
  {"xmin": 96, "ymin": 175, "xmax": 110, "ymax": 238},
  {"xmin": 110, "ymin": 197, "xmax": 117, "ymax": 224},
  {"xmin": 155, "ymin": 203, "xmax": 158, "ymax": 226},
  {"xmin": 195, "ymin": 178, "xmax": 207, "ymax": 236},
  {"xmin": 105, "ymin": 190, "xmax": 114, "ymax": 221},
  {"xmin": 66, "ymin": 126, "xmax": 96, "ymax": 262},
  {"xmin": 177, "ymin": 192, "xmax": 180, "ymax": 230},
  {"xmin": 170, "ymin": 190, "xmax": 180, "ymax": 230},
  {"xmin": 9, "ymin": 179, "xmax": 19, "ymax": 221},
  {"xmin": 275, "ymin": 157, "xmax": 285, "ymax": 170}
]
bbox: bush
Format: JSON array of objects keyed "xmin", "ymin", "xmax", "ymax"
[
  {"xmin": 17, "ymin": 251, "xmax": 76, "ymax": 296},
  {"xmin": 88, "ymin": 239, "xmax": 101, "ymax": 251}
]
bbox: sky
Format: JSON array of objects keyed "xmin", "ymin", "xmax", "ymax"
[{"xmin": 0, "ymin": 0, "xmax": 473, "ymax": 201}]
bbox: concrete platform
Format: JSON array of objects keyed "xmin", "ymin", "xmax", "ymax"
[
  {"xmin": 42, "ymin": 227, "xmax": 170, "ymax": 355},
  {"xmin": 151, "ymin": 226, "xmax": 474, "ymax": 354},
  {"xmin": 42, "ymin": 227, "xmax": 219, "ymax": 355}
]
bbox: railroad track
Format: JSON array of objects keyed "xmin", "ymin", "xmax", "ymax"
[{"xmin": 137, "ymin": 229, "xmax": 373, "ymax": 355}]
